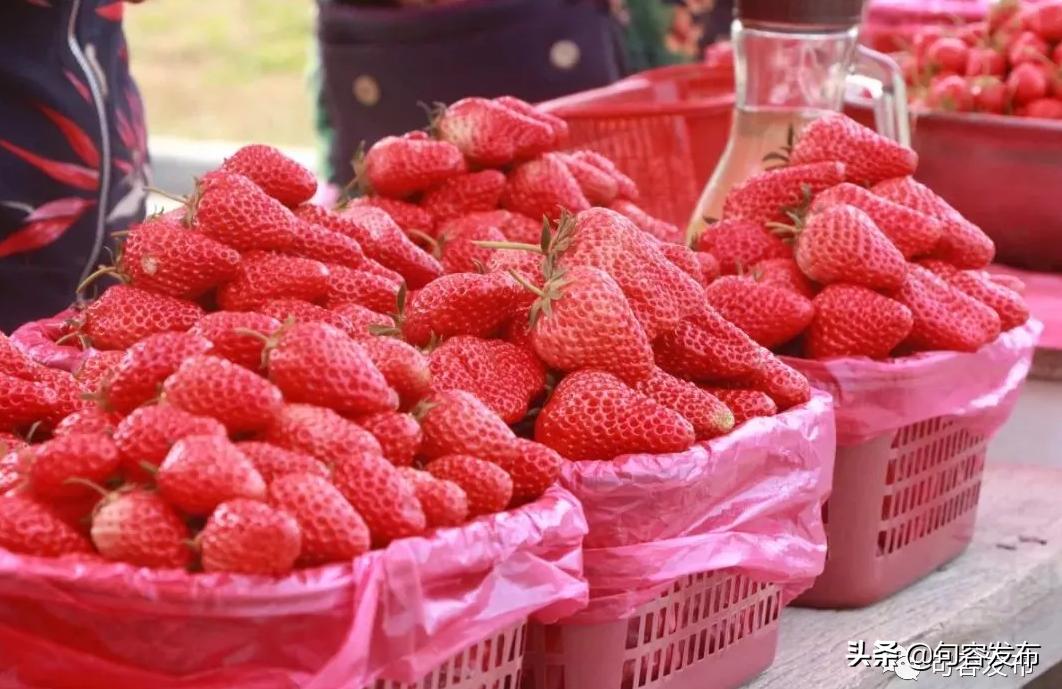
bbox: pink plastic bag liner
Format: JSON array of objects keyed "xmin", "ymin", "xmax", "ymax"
[
  {"xmin": 8, "ymin": 310, "xmax": 92, "ymax": 373},
  {"xmin": 785, "ymin": 320, "xmax": 1041, "ymax": 448},
  {"xmin": 557, "ymin": 391, "xmax": 836, "ymax": 624},
  {"xmin": 989, "ymin": 266, "xmax": 1062, "ymax": 350},
  {"xmin": 0, "ymin": 486, "xmax": 588, "ymax": 689}
]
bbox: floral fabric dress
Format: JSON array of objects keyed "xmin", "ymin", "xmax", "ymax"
[
  {"xmin": 614, "ymin": 0, "xmax": 732, "ymax": 72},
  {"xmin": 0, "ymin": 0, "xmax": 148, "ymax": 333}
]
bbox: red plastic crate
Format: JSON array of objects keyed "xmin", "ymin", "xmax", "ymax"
[
  {"xmin": 796, "ymin": 415, "xmax": 987, "ymax": 608},
  {"xmin": 540, "ymin": 64, "xmax": 734, "ymax": 227},
  {"xmin": 523, "ymin": 572, "xmax": 780, "ymax": 689}
]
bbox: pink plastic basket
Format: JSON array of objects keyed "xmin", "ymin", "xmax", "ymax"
[{"xmin": 524, "ymin": 572, "xmax": 780, "ymax": 689}]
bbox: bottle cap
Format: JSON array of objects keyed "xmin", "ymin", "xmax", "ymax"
[{"xmin": 736, "ymin": 0, "xmax": 866, "ymax": 30}]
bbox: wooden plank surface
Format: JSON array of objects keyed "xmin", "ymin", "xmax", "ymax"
[{"xmin": 750, "ymin": 464, "xmax": 1062, "ymax": 689}]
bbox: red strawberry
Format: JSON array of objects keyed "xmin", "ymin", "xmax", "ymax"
[
  {"xmin": 91, "ymin": 489, "xmax": 192, "ymax": 568},
  {"xmin": 927, "ymin": 74, "xmax": 975, "ymax": 111},
  {"xmin": 438, "ymin": 97, "xmax": 553, "ymax": 166},
  {"xmin": 872, "ymin": 177, "xmax": 995, "ymax": 268},
  {"xmin": 74, "ymin": 350, "xmax": 125, "ymax": 391},
  {"xmin": 751, "ymin": 257, "xmax": 815, "ymax": 298},
  {"xmin": 429, "ymin": 336, "xmax": 546, "ymax": 423},
  {"xmin": 363, "ymin": 134, "xmax": 466, "ymax": 197},
  {"xmin": 422, "ymin": 170, "xmax": 507, "ymax": 223},
  {"xmin": 894, "ymin": 264, "xmax": 1001, "ymax": 352},
  {"xmin": 53, "ymin": 407, "xmax": 120, "ymax": 437},
  {"xmin": 262, "ymin": 404, "xmax": 382, "ymax": 463},
  {"xmin": 495, "ymin": 96, "xmax": 570, "ymax": 148},
  {"xmin": 402, "ymin": 272, "xmax": 522, "ymax": 346},
  {"xmin": 217, "ymin": 251, "xmax": 330, "ymax": 311},
  {"xmin": 805, "ymin": 284, "xmax": 914, "ymax": 359},
  {"xmin": 497, "ymin": 211, "xmax": 545, "ymax": 244},
  {"xmin": 1007, "ymin": 31, "xmax": 1049, "ymax": 66},
  {"xmin": 488, "ymin": 247, "xmax": 545, "ymax": 288},
  {"xmin": 656, "ymin": 242, "xmax": 708, "ymax": 287},
  {"xmin": 418, "ymin": 389, "xmax": 517, "ymax": 462},
  {"xmin": 193, "ymin": 170, "xmax": 301, "ymax": 251},
  {"xmin": 695, "ymin": 251, "xmax": 721, "ymax": 285},
  {"xmin": 236, "ymin": 441, "xmax": 329, "ymax": 484},
  {"xmin": 567, "ymin": 150, "xmax": 638, "ymax": 200},
  {"xmin": 338, "ymin": 205, "xmax": 443, "ymax": 288},
  {"xmin": 358, "ymin": 336, "xmax": 432, "ymax": 410},
  {"xmin": 918, "ymin": 261, "xmax": 1030, "ymax": 330},
  {"xmin": 79, "ymin": 285, "xmax": 203, "ymax": 351},
  {"xmin": 653, "ymin": 307, "xmax": 766, "ymax": 382},
  {"xmin": 324, "ymin": 264, "xmax": 401, "ymax": 313},
  {"xmin": 705, "ymin": 276, "xmax": 815, "ymax": 349},
  {"xmin": 28, "ymin": 433, "xmax": 120, "ymax": 500},
  {"xmin": 0, "ymin": 333, "xmax": 40, "ymax": 380},
  {"xmin": 926, "ymin": 36, "xmax": 969, "ymax": 73},
  {"xmin": 221, "ymin": 144, "xmax": 317, "ymax": 208},
  {"xmin": 492, "ymin": 438, "xmax": 561, "ymax": 504},
  {"xmin": 811, "ymin": 183, "xmax": 943, "ymax": 259},
  {"xmin": 1024, "ymin": 97, "xmax": 1062, "ymax": 119},
  {"xmin": 117, "ymin": 217, "xmax": 241, "ymax": 299},
  {"xmin": 163, "ymin": 355, "xmax": 284, "ymax": 433},
  {"xmin": 355, "ymin": 412, "xmax": 421, "ymax": 467},
  {"xmin": 289, "ymin": 221, "xmax": 366, "ymax": 270},
  {"xmin": 789, "ymin": 114, "xmax": 918, "ymax": 185},
  {"xmin": 32, "ymin": 367, "xmax": 90, "ymax": 427},
  {"xmin": 270, "ymin": 472, "xmax": 370, "ymax": 565},
  {"xmin": 722, "ymin": 162, "xmax": 846, "ymax": 225},
  {"xmin": 191, "ymin": 311, "xmax": 281, "ymax": 371},
  {"xmin": 795, "ymin": 205, "xmax": 907, "ymax": 291},
  {"xmin": 0, "ymin": 432, "xmax": 28, "ymax": 454},
  {"xmin": 694, "ymin": 218, "xmax": 790, "ymax": 274},
  {"xmin": 536, "ymin": 370, "xmax": 695, "ymax": 460},
  {"xmin": 559, "ymin": 152, "xmax": 619, "ymax": 205},
  {"xmin": 965, "ymin": 47, "xmax": 1006, "ymax": 77},
  {"xmin": 113, "ymin": 405, "xmax": 227, "ymax": 481},
  {"xmin": 332, "ymin": 452, "xmax": 426, "ymax": 544},
  {"xmin": 1008, "ymin": 62, "xmax": 1050, "ymax": 104},
  {"xmin": 332, "ymin": 302, "xmax": 393, "ymax": 336},
  {"xmin": 103, "ymin": 331, "xmax": 213, "ymax": 413},
  {"xmin": 396, "ymin": 467, "xmax": 468, "ymax": 528},
  {"xmin": 702, "ymin": 388, "xmax": 777, "ymax": 425},
  {"xmin": 258, "ymin": 298, "xmax": 361, "ymax": 339},
  {"xmin": 988, "ymin": 272, "xmax": 1025, "ymax": 294},
  {"xmin": 607, "ymin": 199, "xmax": 683, "ymax": 243},
  {"xmin": 157, "ymin": 435, "xmax": 266, "ymax": 516},
  {"xmin": 0, "ymin": 449, "xmax": 26, "ymax": 494},
  {"xmin": 199, "ymin": 498, "xmax": 301, "ymax": 575},
  {"xmin": 438, "ymin": 218, "xmax": 505, "ymax": 275},
  {"xmin": 425, "ymin": 454, "xmax": 513, "ymax": 517},
  {"xmin": 344, "ymin": 196, "xmax": 435, "ymax": 236},
  {"xmin": 0, "ymin": 493, "xmax": 92, "ymax": 556},
  {"xmin": 735, "ymin": 355, "xmax": 811, "ymax": 411},
  {"xmin": 503, "ymin": 154, "xmax": 591, "ymax": 219},
  {"xmin": 633, "ymin": 368, "xmax": 735, "ymax": 439},
  {"xmin": 1029, "ymin": 0, "xmax": 1062, "ymax": 40},
  {"xmin": 971, "ymin": 77, "xmax": 1008, "ymax": 114}
]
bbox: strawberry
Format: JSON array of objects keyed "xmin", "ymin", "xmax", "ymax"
[
  {"xmin": 362, "ymin": 133, "xmax": 466, "ymax": 197},
  {"xmin": 495, "ymin": 96, "xmax": 570, "ymax": 149},
  {"xmin": 528, "ymin": 265, "xmax": 655, "ymax": 384},
  {"xmin": 199, "ymin": 499, "xmax": 302, "ymax": 575},
  {"xmin": 74, "ymin": 350, "xmax": 125, "ymax": 391},
  {"xmin": 163, "ymin": 355, "xmax": 284, "ymax": 433},
  {"xmin": 396, "ymin": 467, "xmax": 469, "ymax": 528},
  {"xmin": 1007, "ymin": 31, "xmax": 1049, "ymax": 66},
  {"xmin": 633, "ymin": 368, "xmax": 735, "ymax": 439},
  {"xmin": 113, "ymin": 405, "xmax": 227, "ymax": 481},
  {"xmin": 236, "ymin": 441, "xmax": 329, "ymax": 484},
  {"xmin": 0, "ymin": 449, "xmax": 27, "ymax": 495},
  {"xmin": 536, "ymin": 370, "xmax": 695, "ymax": 460},
  {"xmin": 705, "ymin": 276, "xmax": 815, "ymax": 349},
  {"xmin": 736, "ymin": 355, "xmax": 812, "ymax": 411},
  {"xmin": 344, "ymin": 196, "xmax": 435, "ymax": 236},
  {"xmin": 497, "ymin": 211, "xmax": 545, "ymax": 244},
  {"xmin": 324, "ymin": 264, "xmax": 401, "ymax": 313},
  {"xmin": 422, "ymin": 170, "xmax": 507, "ymax": 223},
  {"xmin": 789, "ymin": 114, "xmax": 918, "ymax": 185},
  {"xmin": 503, "ymin": 154, "xmax": 591, "ymax": 219},
  {"xmin": 722, "ymin": 162, "xmax": 846, "ymax": 225},
  {"xmin": 810, "ymin": 183, "xmax": 943, "ymax": 259},
  {"xmin": 262, "ymin": 404, "xmax": 382, "ymax": 463},
  {"xmin": 608, "ymin": 199, "xmax": 683, "ymax": 243},
  {"xmin": 270, "ymin": 472, "xmax": 370, "ymax": 565},
  {"xmin": 695, "ymin": 251, "xmax": 721, "ymax": 285},
  {"xmin": 332, "ymin": 302, "xmax": 393, "ymax": 336},
  {"xmin": 402, "ymin": 272, "xmax": 522, "ymax": 346},
  {"xmin": 79, "ymin": 284, "xmax": 204, "ymax": 351},
  {"xmin": 31, "ymin": 367, "xmax": 90, "ymax": 428},
  {"xmin": 918, "ymin": 261, "xmax": 1030, "ymax": 330},
  {"xmin": 440, "ymin": 210, "xmax": 534, "ymax": 247},
  {"xmin": 338, "ymin": 205, "xmax": 443, "ymax": 288},
  {"xmin": 217, "ymin": 251, "xmax": 330, "ymax": 311},
  {"xmin": 53, "ymin": 407, "xmax": 120, "ymax": 437},
  {"xmin": 927, "ymin": 74, "xmax": 974, "ymax": 112},
  {"xmin": 429, "ymin": 336, "xmax": 546, "ymax": 423},
  {"xmin": 258, "ymin": 298, "xmax": 361, "ymax": 340},
  {"xmin": 0, "ymin": 493, "xmax": 92, "ymax": 556},
  {"xmin": 117, "ymin": 217, "xmax": 241, "ymax": 299},
  {"xmin": 191, "ymin": 311, "xmax": 282, "ymax": 371},
  {"xmin": 1029, "ymin": 0, "xmax": 1062, "ymax": 40},
  {"xmin": 656, "ymin": 242, "xmax": 708, "ymax": 287},
  {"xmin": 751, "ymin": 257, "xmax": 816, "ymax": 298},
  {"xmin": 566, "ymin": 150, "xmax": 638, "ymax": 200},
  {"xmin": 926, "ymin": 36, "xmax": 969, "ymax": 73},
  {"xmin": 425, "ymin": 454, "xmax": 515, "ymax": 520},
  {"xmin": 103, "ymin": 331, "xmax": 213, "ymax": 413},
  {"xmin": 559, "ymin": 152, "xmax": 619, "ymax": 205},
  {"xmin": 1007, "ymin": 62, "xmax": 1049, "ymax": 105},
  {"xmin": 358, "ymin": 336, "xmax": 432, "ymax": 410},
  {"xmin": 91, "ymin": 489, "xmax": 193, "ymax": 568},
  {"xmin": 438, "ymin": 218, "xmax": 505, "ymax": 275},
  {"xmin": 0, "ymin": 333, "xmax": 39, "ymax": 380},
  {"xmin": 653, "ymin": 307, "xmax": 766, "ymax": 382},
  {"xmin": 288, "ymin": 221, "xmax": 366, "ymax": 270},
  {"xmin": 965, "ymin": 47, "xmax": 1006, "ymax": 77},
  {"xmin": 1023, "ymin": 97, "xmax": 1062, "ymax": 119},
  {"xmin": 795, "ymin": 204, "xmax": 907, "ymax": 291},
  {"xmin": 894, "ymin": 264, "xmax": 1001, "ymax": 353},
  {"xmin": 438, "ymin": 97, "xmax": 553, "ymax": 166},
  {"xmin": 872, "ymin": 177, "xmax": 995, "ymax": 268},
  {"xmin": 355, "ymin": 412, "xmax": 421, "ymax": 467},
  {"xmin": 157, "ymin": 435, "xmax": 266, "ymax": 516},
  {"xmin": 221, "ymin": 144, "xmax": 317, "ymax": 208},
  {"xmin": 491, "ymin": 438, "xmax": 561, "ymax": 504},
  {"xmin": 418, "ymin": 389, "xmax": 517, "ymax": 462},
  {"xmin": 988, "ymin": 272, "xmax": 1025, "ymax": 294},
  {"xmin": 694, "ymin": 218, "xmax": 790, "ymax": 274},
  {"xmin": 193, "ymin": 170, "xmax": 301, "ymax": 251},
  {"xmin": 488, "ymin": 248, "xmax": 545, "ymax": 289},
  {"xmin": 28, "ymin": 433, "xmax": 120, "ymax": 500},
  {"xmin": 805, "ymin": 284, "xmax": 914, "ymax": 359},
  {"xmin": 0, "ymin": 432, "xmax": 28, "ymax": 454},
  {"xmin": 701, "ymin": 388, "xmax": 777, "ymax": 425},
  {"xmin": 332, "ymin": 451, "xmax": 426, "ymax": 544},
  {"xmin": 973, "ymin": 77, "xmax": 1008, "ymax": 116}
]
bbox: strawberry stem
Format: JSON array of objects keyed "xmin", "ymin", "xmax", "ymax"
[
  {"xmin": 76, "ymin": 264, "xmax": 123, "ymax": 296},
  {"xmin": 64, "ymin": 477, "xmax": 110, "ymax": 498},
  {"xmin": 473, "ymin": 240, "xmax": 543, "ymax": 253},
  {"xmin": 508, "ymin": 270, "xmax": 546, "ymax": 299},
  {"xmin": 145, "ymin": 186, "xmax": 187, "ymax": 205}
]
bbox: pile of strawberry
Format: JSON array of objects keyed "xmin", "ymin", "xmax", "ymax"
[
  {"xmin": 897, "ymin": 0, "xmax": 1062, "ymax": 118},
  {"xmin": 691, "ymin": 113, "xmax": 1031, "ymax": 360}
]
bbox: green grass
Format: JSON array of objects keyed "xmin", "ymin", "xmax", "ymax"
[{"xmin": 125, "ymin": 1, "xmax": 316, "ymax": 147}]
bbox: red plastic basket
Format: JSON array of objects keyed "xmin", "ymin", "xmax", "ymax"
[
  {"xmin": 796, "ymin": 414, "xmax": 988, "ymax": 608},
  {"xmin": 539, "ymin": 64, "xmax": 734, "ymax": 227},
  {"xmin": 523, "ymin": 572, "xmax": 781, "ymax": 689}
]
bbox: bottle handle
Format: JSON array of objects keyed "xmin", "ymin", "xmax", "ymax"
[{"xmin": 846, "ymin": 45, "xmax": 911, "ymax": 147}]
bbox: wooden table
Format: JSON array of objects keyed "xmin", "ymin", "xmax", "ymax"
[{"xmin": 750, "ymin": 463, "xmax": 1062, "ymax": 689}]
